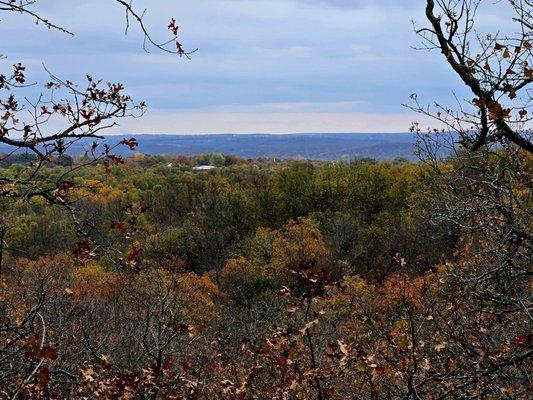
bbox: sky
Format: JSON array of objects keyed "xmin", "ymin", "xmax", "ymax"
[{"xmin": 0, "ymin": 0, "xmax": 510, "ymax": 134}]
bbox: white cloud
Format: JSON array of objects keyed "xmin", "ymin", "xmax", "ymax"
[
  {"xmin": 0, "ymin": 0, "xmax": 491, "ymax": 134},
  {"xmin": 253, "ymin": 46, "xmax": 312, "ymax": 58},
  {"xmin": 105, "ymin": 105, "xmax": 438, "ymax": 134}
]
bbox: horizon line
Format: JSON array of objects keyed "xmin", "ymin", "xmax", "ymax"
[{"xmin": 103, "ymin": 131, "xmax": 415, "ymax": 136}]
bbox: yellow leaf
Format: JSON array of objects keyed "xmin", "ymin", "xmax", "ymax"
[
  {"xmin": 337, "ymin": 339, "xmax": 350, "ymax": 356},
  {"xmin": 503, "ymin": 48, "xmax": 511, "ymax": 58},
  {"xmin": 435, "ymin": 342, "xmax": 446, "ymax": 351},
  {"xmin": 396, "ymin": 335, "xmax": 409, "ymax": 349}
]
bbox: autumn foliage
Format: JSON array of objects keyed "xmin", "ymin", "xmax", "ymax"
[
  {"xmin": 0, "ymin": 0, "xmax": 531, "ymax": 398},
  {"xmin": 0, "ymin": 149, "xmax": 529, "ymax": 399}
]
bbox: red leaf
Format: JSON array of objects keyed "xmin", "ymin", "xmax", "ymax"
[
  {"xmin": 512, "ymin": 334, "xmax": 531, "ymax": 347},
  {"xmin": 168, "ymin": 18, "xmax": 179, "ymax": 36},
  {"xmin": 128, "ymin": 245, "xmax": 141, "ymax": 264},
  {"xmin": 120, "ymin": 137, "xmax": 139, "ymax": 151},
  {"xmin": 113, "ymin": 221, "xmax": 128, "ymax": 235}
]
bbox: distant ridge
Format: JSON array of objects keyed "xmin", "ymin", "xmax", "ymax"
[{"xmin": 0, "ymin": 133, "xmax": 422, "ymax": 161}]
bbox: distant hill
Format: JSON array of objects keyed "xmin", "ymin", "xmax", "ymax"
[{"xmin": 0, "ymin": 133, "xmax": 424, "ymax": 161}]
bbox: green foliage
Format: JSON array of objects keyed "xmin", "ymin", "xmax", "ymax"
[{"xmin": 0, "ymin": 154, "xmax": 456, "ymax": 277}]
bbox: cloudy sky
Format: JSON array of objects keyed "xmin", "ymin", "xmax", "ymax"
[{"xmin": 0, "ymin": 0, "xmax": 508, "ymax": 134}]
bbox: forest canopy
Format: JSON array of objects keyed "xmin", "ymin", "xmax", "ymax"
[{"xmin": 0, "ymin": 151, "xmax": 530, "ymax": 399}]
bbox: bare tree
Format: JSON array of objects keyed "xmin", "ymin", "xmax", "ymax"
[
  {"xmin": 407, "ymin": 2, "xmax": 532, "ymax": 397},
  {"xmin": 0, "ymin": 1, "xmax": 194, "ymax": 257},
  {"xmin": 409, "ymin": 0, "xmax": 532, "ymax": 152},
  {"xmin": 0, "ymin": 1, "xmax": 195, "ymax": 204}
]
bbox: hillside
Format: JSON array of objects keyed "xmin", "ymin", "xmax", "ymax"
[
  {"xmin": 109, "ymin": 133, "xmax": 417, "ymax": 160},
  {"xmin": 0, "ymin": 133, "xmax": 421, "ymax": 161}
]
